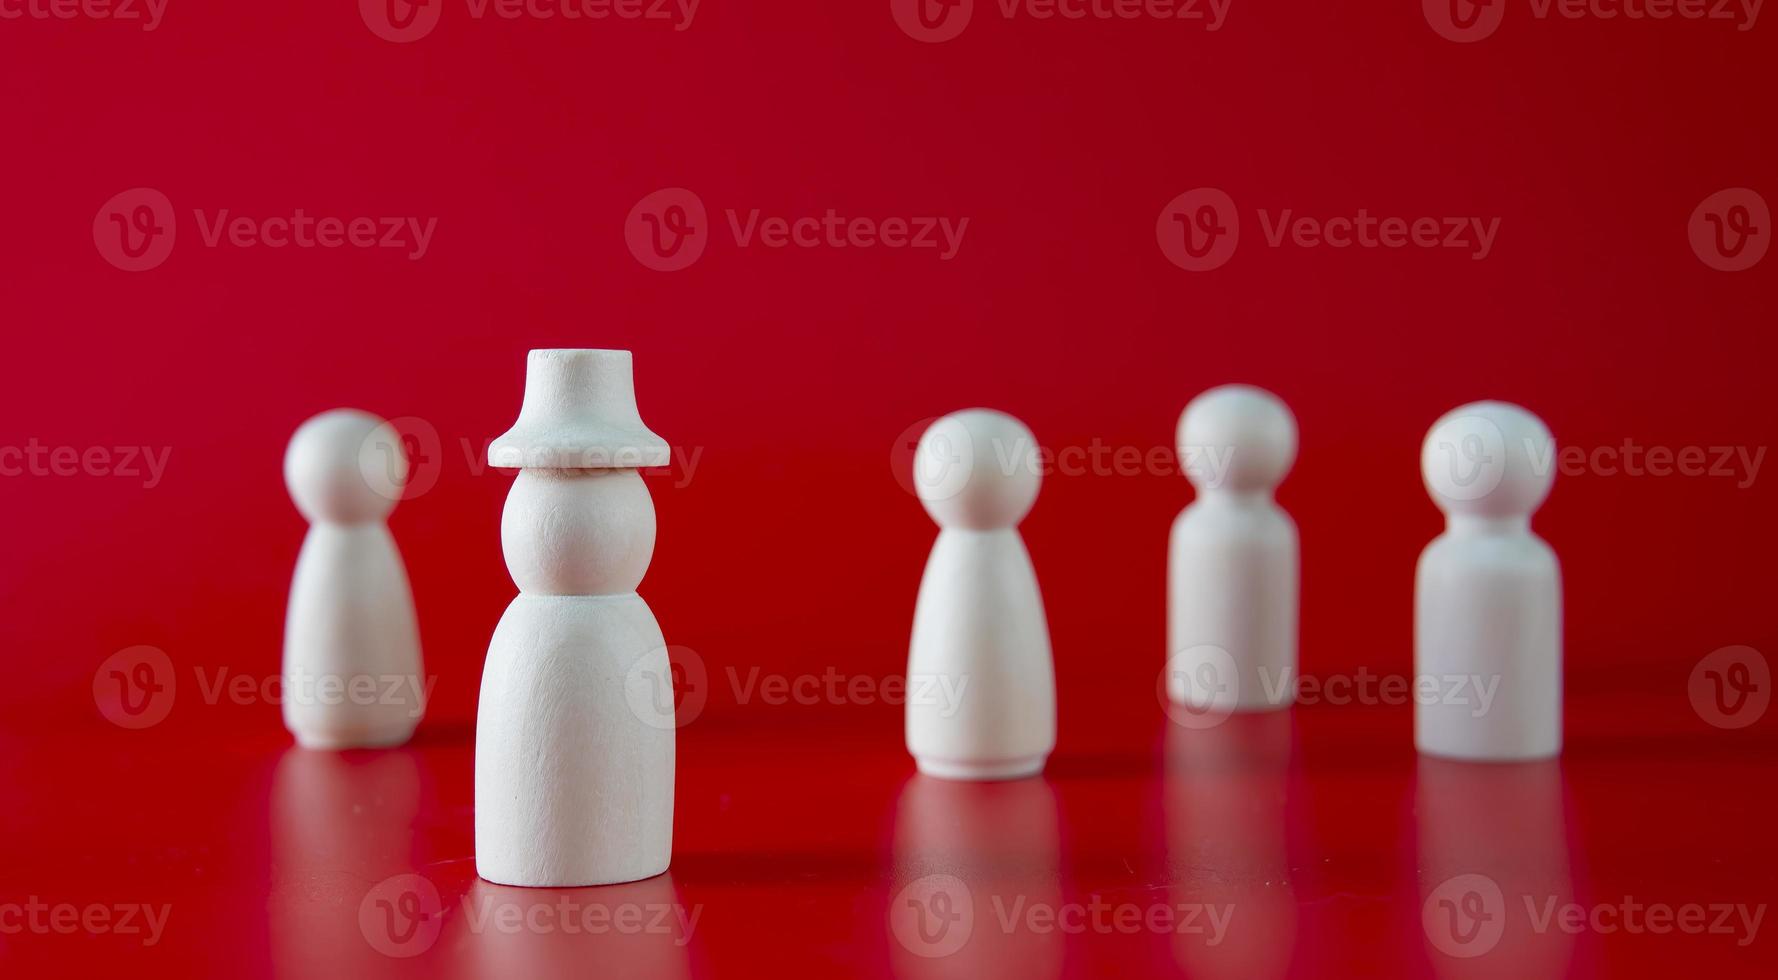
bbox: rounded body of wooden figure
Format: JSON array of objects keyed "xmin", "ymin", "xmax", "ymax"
[
  {"xmin": 1166, "ymin": 493, "xmax": 1300, "ymax": 711},
  {"xmin": 476, "ymin": 591, "xmax": 674, "ymax": 887},
  {"xmin": 906, "ymin": 528, "xmax": 1056, "ymax": 781},
  {"xmin": 282, "ymin": 522, "xmax": 425, "ymax": 749}
]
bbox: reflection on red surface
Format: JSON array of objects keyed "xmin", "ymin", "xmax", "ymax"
[
  {"xmin": 5, "ymin": 702, "xmax": 1776, "ymax": 976},
  {"xmin": 1161, "ymin": 711, "xmax": 1299, "ymax": 979},
  {"xmin": 1415, "ymin": 758, "xmax": 1580, "ymax": 978},
  {"xmin": 268, "ymin": 743, "xmax": 697, "ymax": 977},
  {"xmin": 888, "ymin": 774, "xmax": 1063, "ymax": 979},
  {"xmin": 445, "ymin": 876, "xmax": 694, "ymax": 979},
  {"xmin": 269, "ymin": 747, "xmax": 432, "ymax": 977}
]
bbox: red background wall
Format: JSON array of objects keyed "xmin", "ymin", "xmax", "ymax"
[{"xmin": 2, "ymin": 0, "xmax": 1773, "ymax": 743}]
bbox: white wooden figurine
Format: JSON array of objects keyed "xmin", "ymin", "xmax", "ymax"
[
  {"xmin": 475, "ymin": 349, "xmax": 676, "ymax": 886},
  {"xmin": 282, "ymin": 409, "xmax": 426, "ymax": 749},
  {"xmin": 1416, "ymin": 401, "xmax": 1562, "ymax": 761},
  {"xmin": 1166, "ymin": 385, "xmax": 1300, "ymax": 713},
  {"xmin": 906, "ymin": 409, "xmax": 1055, "ymax": 780}
]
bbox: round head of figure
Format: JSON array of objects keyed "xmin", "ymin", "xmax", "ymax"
[
  {"xmin": 1176, "ymin": 384, "xmax": 1297, "ymax": 494},
  {"xmin": 913, "ymin": 409, "xmax": 1042, "ymax": 530},
  {"xmin": 1421, "ymin": 401, "xmax": 1554, "ymax": 519},
  {"xmin": 284, "ymin": 409, "xmax": 406, "ymax": 524}
]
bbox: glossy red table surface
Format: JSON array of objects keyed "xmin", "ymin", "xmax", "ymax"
[{"xmin": 3, "ymin": 689, "xmax": 1773, "ymax": 978}]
